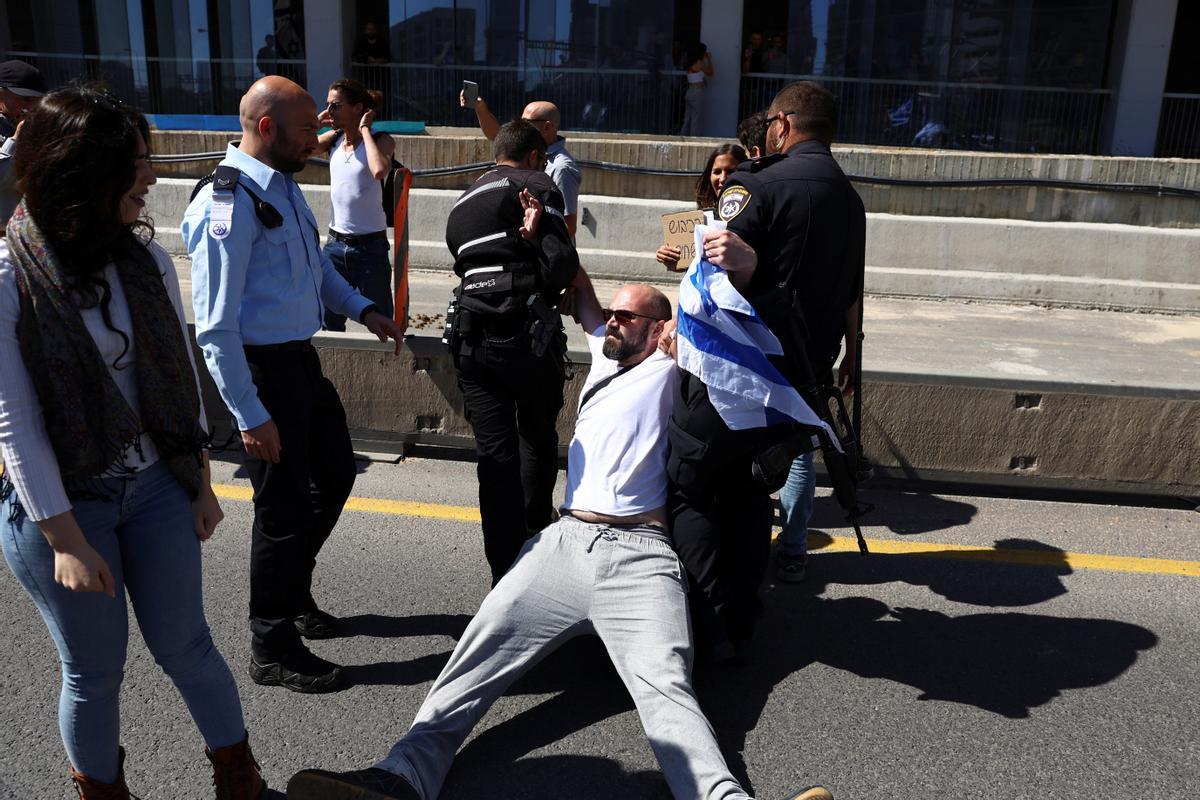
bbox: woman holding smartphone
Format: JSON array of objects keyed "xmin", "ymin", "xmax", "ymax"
[
  {"xmin": 316, "ymin": 77, "xmax": 397, "ymax": 331},
  {"xmin": 0, "ymin": 85, "xmax": 265, "ymax": 799}
]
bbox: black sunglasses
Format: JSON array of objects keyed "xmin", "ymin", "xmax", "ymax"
[
  {"xmin": 327, "ymin": 101, "xmax": 343, "ymax": 111},
  {"xmin": 603, "ymin": 308, "xmax": 668, "ymax": 324}
]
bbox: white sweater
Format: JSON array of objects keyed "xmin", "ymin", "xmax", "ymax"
[{"xmin": 0, "ymin": 239, "xmax": 208, "ymax": 521}]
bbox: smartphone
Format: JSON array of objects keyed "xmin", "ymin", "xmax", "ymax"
[{"xmin": 462, "ymin": 80, "xmax": 479, "ymax": 107}]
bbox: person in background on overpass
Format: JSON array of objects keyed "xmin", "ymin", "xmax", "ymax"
[
  {"xmin": 353, "ymin": 21, "xmax": 392, "ymax": 65},
  {"xmin": 681, "ymin": 42, "xmax": 714, "ymax": 137},
  {"xmin": 0, "ymin": 60, "xmax": 45, "ymax": 232},
  {"xmin": 314, "ymin": 78, "xmax": 397, "ymax": 331},
  {"xmin": 286, "ymin": 266, "xmax": 835, "ymax": 800},
  {"xmin": 460, "ymin": 91, "xmax": 581, "ymax": 237}
]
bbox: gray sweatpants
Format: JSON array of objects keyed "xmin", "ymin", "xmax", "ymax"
[{"xmin": 375, "ymin": 515, "xmax": 751, "ymax": 800}]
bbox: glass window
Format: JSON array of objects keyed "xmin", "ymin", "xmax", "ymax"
[
  {"xmin": 364, "ymin": 0, "xmax": 685, "ymax": 132},
  {"xmin": 741, "ymin": 1, "xmax": 1118, "ymax": 154}
]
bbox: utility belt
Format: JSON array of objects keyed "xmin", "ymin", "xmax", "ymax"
[
  {"xmin": 243, "ymin": 339, "xmax": 313, "ymax": 355},
  {"xmin": 442, "ymin": 263, "xmax": 561, "ymax": 359}
]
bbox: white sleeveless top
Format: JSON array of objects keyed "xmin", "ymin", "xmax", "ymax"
[{"xmin": 329, "ymin": 135, "xmax": 387, "ymax": 235}]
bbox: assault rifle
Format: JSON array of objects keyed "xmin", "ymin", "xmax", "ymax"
[{"xmin": 751, "ymin": 302, "xmax": 874, "ymax": 554}]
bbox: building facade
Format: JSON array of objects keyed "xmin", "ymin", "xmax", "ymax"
[{"xmin": 0, "ymin": 0, "xmax": 1195, "ymax": 157}]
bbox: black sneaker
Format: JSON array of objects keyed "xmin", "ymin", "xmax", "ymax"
[
  {"xmin": 776, "ymin": 553, "xmax": 808, "ymax": 583},
  {"xmin": 249, "ymin": 649, "xmax": 343, "ymax": 694},
  {"xmin": 287, "ymin": 767, "xmax": 419, "ymax": 799},
  {"xmin": 294, "ymin": 608, "xmax": 340, "ymax": 639},
  {"xmin": 782, "ymin": 787, "xmax": 833, "ymax": 800}
]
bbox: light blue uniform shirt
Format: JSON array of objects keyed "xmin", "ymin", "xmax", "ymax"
[
  {"xmin": 545, "ymin": 137, "xmax": 581, "ymax": 216},
  {"xmin": 183, "ymin": 145, "xmax": 372, "ymax": 431}
]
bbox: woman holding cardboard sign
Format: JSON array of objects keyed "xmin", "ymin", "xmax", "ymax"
[{"xmin": 655, "ymin": 143, "xmax": 747, "ymax": 270}]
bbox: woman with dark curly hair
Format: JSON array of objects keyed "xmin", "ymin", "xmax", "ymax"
[
  {"xmin": 655, "ymin": 143, "xmax": 747, "ymax": 270},
  {"xmin": 0, "ymin": 86, "xmax": 266, "ymax": 799}
]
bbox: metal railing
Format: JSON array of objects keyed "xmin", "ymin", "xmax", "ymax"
[
  {"xmin": 1156, "ymin": 94, "xmax": 1200, "ymax": 159},
  {"xmin": 4, "ymin": 51, "xmax": 306, "ymax": 116},
  {"xmin": 351, "ymin": 62, "xmax": 688, "ymax": 135},
  {"xmin": 741, "ymin": 73, "xmax": 1110, "ymax": 155}
]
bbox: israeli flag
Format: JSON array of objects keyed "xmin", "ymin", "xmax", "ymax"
[{"xmin": 676, "ymin": 223, "xmax": 838, "ymax": 444}]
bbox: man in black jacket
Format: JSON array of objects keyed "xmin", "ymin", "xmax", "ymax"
[
  {"xmin": 444, "ymin": 119, "xmax": 580, "ymax": 584},
  {"xmin": 668, "ymin": 81, "xmax": 866, "ymax": 657}
]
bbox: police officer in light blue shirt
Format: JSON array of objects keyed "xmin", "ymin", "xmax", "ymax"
[{"xmin": 183, "ymin": 76, "xmax": 404, "ymax": 694}]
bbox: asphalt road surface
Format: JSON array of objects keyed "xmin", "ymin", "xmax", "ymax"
[{"xmin": 2, "ymin": 455, "xmax": 1197, "ymax": 800}]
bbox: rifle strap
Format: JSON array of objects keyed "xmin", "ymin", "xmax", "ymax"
[{"xmin": 579, "ymin": 365, "xmax": 634, "ymax": 411}]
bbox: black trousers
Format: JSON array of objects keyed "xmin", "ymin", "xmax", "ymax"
[
  {"xmin": 667, "ymin": 372, "xmax": 775, "ymax": 648},
  {"xmin": 454, "ymin": 335, "xmax": 565, "ymax": 584},
  {"xmin": 243, "ymin": 344, "xmax": 357, "ymax": 658}
]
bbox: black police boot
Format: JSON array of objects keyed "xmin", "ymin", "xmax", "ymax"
[
  {"xmin": 294, "ymin": 608, "xmax": 340, "ymax": 639},
  {"xmin": 249, "ymin": 647, "xmax": 343, "ymax": 694}
]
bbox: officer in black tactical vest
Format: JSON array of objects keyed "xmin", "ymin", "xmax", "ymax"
[
  {"xmin": 666, "ymin": 81, "xmax": 866, "ymax": 660},
  {"xmin": 443, "ymin": 119, "xmax": 580, "ymax": 584}
]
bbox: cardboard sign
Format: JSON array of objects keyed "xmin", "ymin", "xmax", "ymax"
[{"xmin": 660, "ymin": 209, "xmax": 706, "ymax": 272}]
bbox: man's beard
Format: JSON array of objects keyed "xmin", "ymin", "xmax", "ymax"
[
  {"xmin": 602, "ymin": 326, "xmax": 646, "ymax": 361},
  {"xmin": 269, "ymin": 137, "xmax": 307, "ymax": 174}
]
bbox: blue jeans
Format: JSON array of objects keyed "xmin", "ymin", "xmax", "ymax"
[
  {"xmin": 777, "ymin": 451, "xmax": 814, "ymax": 558},
  {"xmin": 1, "ymin": 461, "xmax": 246, "ymax": 782},
  {"xmin": 322, "ymin": 234, "xmax": 394, "ymax": 331}
]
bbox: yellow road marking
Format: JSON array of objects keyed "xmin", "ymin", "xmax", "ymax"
[
  {"xmin": 211, "ymin": 483, "xmax": 1200, "ymax": 578},
  {"xmin": 806, "ymin": 535, "xmax": 1200, "ymax": 577},
  {"xmin": 213, "ymin": 484, "xmax": 482, "ymax": 523}
]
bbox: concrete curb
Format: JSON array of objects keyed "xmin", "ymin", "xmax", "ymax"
[{"xmin": 193, "ymin": 332, "xmax": 1200, "ymax": 500}]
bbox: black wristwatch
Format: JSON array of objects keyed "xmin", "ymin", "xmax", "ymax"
[{"xmin": 358, "ymin": 304, "xmax": 381, "ymax": 324}]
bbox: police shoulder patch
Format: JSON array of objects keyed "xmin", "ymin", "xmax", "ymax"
[{"xmin": 718, "ymin": 186, "xmax": 752, "ymax": 222}]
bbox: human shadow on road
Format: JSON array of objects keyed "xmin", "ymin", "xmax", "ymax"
[
  {"xmin": 331, "ymin": 613, "xmax": 470, "ymax": 689},
  {"xmin": 443, "ymin": 752, "xmax": 667, "ymax": 799},
  {"xmin": 342, "ymin": 650, "xmax": 456, "ymax": 688},
  {"xmin": 803, "ymin": 488, "xmax": 979, "ymax": 536},
  {"xmin": 338, "ymin": 612, "xmax": 472, "ymax": 640},
  {"xmin": 695, "ymin": 548, "xmax": 1158, "ymax": 793},
  {"xmin": 431, "ymin": 545, "xmax": 1156, "ymax": 798},
  {"xmin": 802, "ymin": 536, "xmax": 1073, "ymax": 606}
]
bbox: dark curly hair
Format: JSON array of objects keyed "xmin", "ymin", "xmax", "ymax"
[
  {"xmin": 13, "ymin": 84, "xmax": 155, "ymax": 366},
  {"xmin": 695, "ymin": 143, "xmax": 747, "ymax": 209},
  {"xmin": 14, "ymin": 84, "xmax": 154, "ymax": 274}
]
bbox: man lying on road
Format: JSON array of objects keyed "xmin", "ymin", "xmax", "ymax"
[{"xmin": 287, "ymin": 230, "xmax": 833, "ymax": 800}]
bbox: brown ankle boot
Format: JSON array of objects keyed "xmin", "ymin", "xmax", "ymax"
[
  {"xmin": 69, "ymin": 746, "xmax": 132, "ymax": 799},
  {"xmin": 205, "ymin": 731, "xmax": 267, "ymax": 800}
]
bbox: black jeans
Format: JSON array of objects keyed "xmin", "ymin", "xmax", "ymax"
[
  {"xmin": 243, "ymin": 344, "xmax": 357, "ymax": 658},
  {"xmin": 454, "ymin": 335, "xmax": 565, "ymax": 584},
  {"xmin": 666, "ymin": 372, "xmax": 775, "ymax": 648}
]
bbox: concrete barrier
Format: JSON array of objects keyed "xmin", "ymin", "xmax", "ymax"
[
  {"xmin": 192, "ymin": 332, "xmax": 1200, "ymax": 499},
  {"xmin": 150, "ymin": 128, "xmax": 1200, "ymax": 228},
  {"xmin": 152, "ymin": 179, "xmax": 1200, "ymax": 313}
]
